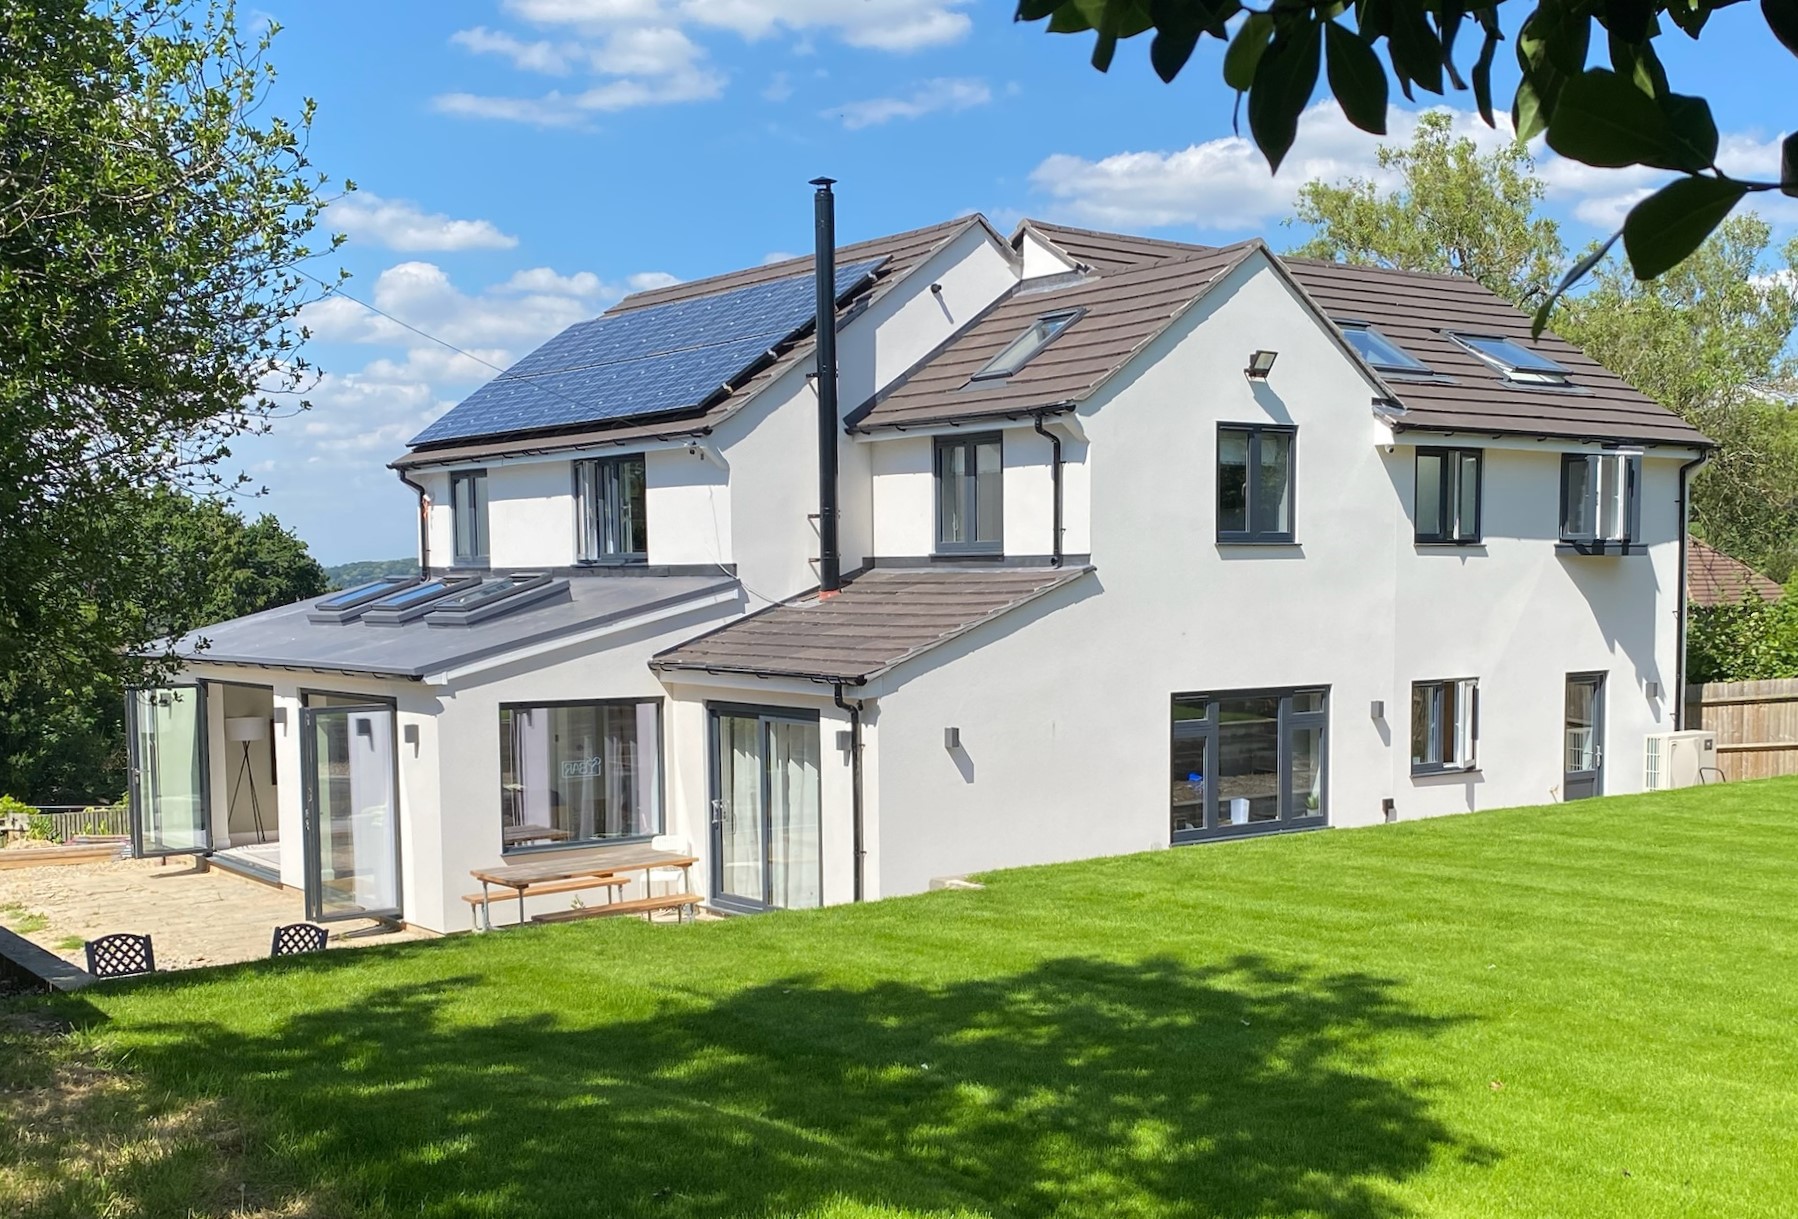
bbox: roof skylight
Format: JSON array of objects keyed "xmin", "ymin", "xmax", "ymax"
[
  {"xmin": 1338, "ymin": 322, "xmax": 1430, "ymax": 373},
  {"xmin": 970, "ymin": 309, "xmax": 1083, "ymax": 381},
  {"xmin": 1449, "ymin": 333, "xmax": 1571, "ymax": 385}
]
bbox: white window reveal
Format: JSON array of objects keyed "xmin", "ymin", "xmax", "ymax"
[
  {"xmin": 1448, "ymin": 333, "xmax": 1572, "ymax": 386},
  {"xmin": 575, "ymin": 454, "xmax": 647, "ymax": 564},
  {"xmin": 450, "ymin": 469, "xmax": 488, "ymax": 566},
  {"xmin": 969, "ymin": 309, "xmax": 1082, "ymax": 381},
  {"xmin": 1412, "ymin": 679, "xmax": 1478, "ymax": 774},
  {"xmin": 1560, "ymin": 452, "xmax": 1642, "ymax": 552}
]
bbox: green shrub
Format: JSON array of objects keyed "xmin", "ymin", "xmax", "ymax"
[
  {"xmin": 1688, "ymin": 592, "xmax": 1798, "ymax": 683},
  {"xmin": 0, "ymin": 793, "xmax": 33, "ymax": 821}
]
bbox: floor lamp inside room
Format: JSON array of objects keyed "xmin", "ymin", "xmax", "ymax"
[{"xmin": 225, "ymin": 716, "xmax": 269, "ymax": 844}]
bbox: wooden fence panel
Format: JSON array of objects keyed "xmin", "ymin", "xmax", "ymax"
[{"xmin": 1685, "ymin": 680, "xmax": 1798, "ymax": 781}]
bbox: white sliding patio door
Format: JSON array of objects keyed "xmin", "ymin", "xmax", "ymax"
[{"xmin": 710, "ymin": 708, "xmax": 821, "ymax": 913}]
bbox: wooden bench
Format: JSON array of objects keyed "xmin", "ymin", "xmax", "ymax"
[
  {"xmin": 530, "ymin": 892, "xmax": 702, "ymax": 925},
  {"xmin": 460, "ymin": 876, "xmax": 630, "ymax": 928}
]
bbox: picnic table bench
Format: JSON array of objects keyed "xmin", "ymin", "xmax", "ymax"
[{"xmin": 466, "ymin": 845, "xmax": 699, "ymax": 930}]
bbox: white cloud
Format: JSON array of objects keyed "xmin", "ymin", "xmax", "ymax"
[
  {"xmin": 1029, "ymin": 104, "xmax": 1798, "ymax": 235},
  {"xmin": 832, "ymin": 77, "xmax": 991, "ymax": 130},
  {"xmin": 762, "ymin": 71, "xmax": 792, "ymax": 103},
  {"xmin": 450, "ymin": 26, "xmax": 579, "ymax": 74},
  {"xmin": 439, "ymin": 1, "xmax": 972, "ymax": 123},
  {"xmin": 331, "ymin": 192, "xmax": 519, "ymax": 252}
]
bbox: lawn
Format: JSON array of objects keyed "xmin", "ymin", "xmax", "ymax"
[{"xmin": 7, "ymin": 779, "xmax": 1798, "ymax": 1218}]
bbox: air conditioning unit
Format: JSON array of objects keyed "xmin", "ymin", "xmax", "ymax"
[{"xmin": 1644, "ymin": 731, "xmax": 1719, "ymax": 791}]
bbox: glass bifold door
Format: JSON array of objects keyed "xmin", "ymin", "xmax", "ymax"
[
  {"xmin": 710, "ymin": 707, "xmax": 822, "ymax": 913},
  {"xmin": 300, "ymin": 703, "xmax": 402, "ymax": 922},
  {"xmin": 127, "ymin": 685, "xmax": 212, "ymax": 857}
]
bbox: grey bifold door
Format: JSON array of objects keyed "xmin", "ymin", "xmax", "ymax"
[
  {"xmin": 300, "ymin": 704, "xmax": 402, "ymax": 922},
  {"xmin": 1564, "ymin": 674, "xmax": 1606, "ymax": 801},
  {"xmin": 709, "ymin": 707, "xmax": 822, "ymax": 914},
  {"xmin": 126, "ymin": 685, "xmax": 212, "ymax": 858}
]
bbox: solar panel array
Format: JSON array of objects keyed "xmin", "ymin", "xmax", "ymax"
[{"xmin": 410, "ymin": 258, "xmax": 888, "ymax": 447}]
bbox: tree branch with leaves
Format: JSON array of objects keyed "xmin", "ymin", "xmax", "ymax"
[{"xmin": 1015, "ymin": 0, "xmax": 1798, "ymax": 323}]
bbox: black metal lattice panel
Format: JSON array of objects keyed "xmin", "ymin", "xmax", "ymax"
[
  {"xmin": 269, "ymin": 923, "xmax": 328, "ymax": 957},
  {"xmin": 85, "ymin": 932, "xmax": 155, "ymax": 979}
]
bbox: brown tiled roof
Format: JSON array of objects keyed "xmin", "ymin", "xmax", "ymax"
[
  {"xmin": 1280, "ymin": 258, "xmax": 1708, "ymax": 446},
  {"xmin": 1687, "ymin": 539, "xmax": 1783, "ymax": 606},
  {"xmin": 1012, "ymin": 220, "xmax": 1709, "ymax": 449},
  {"xmin": 651, "ymin": 565, "xmax": 1091, "ymax": 683},
  {"xmin": 848, "ymin": 243, "xmax": 1257, "ymax": 432},
  {"xmin": 395, "ymin": 217, "xmax": 1000, "ymax": 470}
]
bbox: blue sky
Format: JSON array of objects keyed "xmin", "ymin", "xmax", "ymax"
[{"xmin": 238, "ymin": 1, "xmax": 1798, "ymax": 563}]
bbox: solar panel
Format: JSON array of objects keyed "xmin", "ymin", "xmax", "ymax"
[{"xmin": 409, "ymin": 258, "xmax": 887, "ymax": 447}]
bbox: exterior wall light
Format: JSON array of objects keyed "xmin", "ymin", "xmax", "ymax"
[
  {"xmin": 1245, "ymin": 350, "xmax": 1279, "ymax": 380},
  {"xmin": 944, "ymin": 726, "xmax": 961, "ymax": 750}
]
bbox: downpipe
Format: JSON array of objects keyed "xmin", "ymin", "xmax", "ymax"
[{"xmin": 834, "ymin": 681, "xmax": 866, "ymax": 902}]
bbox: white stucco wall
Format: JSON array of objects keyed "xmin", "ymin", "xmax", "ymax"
[
  {"xmin": 645, "ymin": 445, "xmax": 732, "ymax": 569},
  {"xmin": 854, "ymin": 255, "xmax": 1692, "ymax": 897}
]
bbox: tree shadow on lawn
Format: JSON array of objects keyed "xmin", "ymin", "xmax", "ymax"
[{"xmin": 91, "ymin": 953, "xmax": 1491, "ymax": 1218}]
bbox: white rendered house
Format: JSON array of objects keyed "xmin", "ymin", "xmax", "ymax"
[{"xmin": 129, "ymin": 199, "xmax": 1710, "ymax": 934}]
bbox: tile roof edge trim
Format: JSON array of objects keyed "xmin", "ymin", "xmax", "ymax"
[
  {"xmin": 1011, "ymin": 219, "xmax": 1086, "ymax": 270},
  {"xmin": 1388, "ymin": 420, "xmax": 1716, "ymax": 449},
  {"xmin": 847, "ymin": 402, "xmax": 1078, "ymax": 436},
  {"xmin": 391, "ymin": 423, "xmax": 718, "ymax": 470}
]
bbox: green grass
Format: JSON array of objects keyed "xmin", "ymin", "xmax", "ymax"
[
  {"xmin": 13, "ymin": 780, "xmax": 1798, "ymax": 1218},
  {"xmin": 0, "ymin": 902, "xmax": 48, "ymax": 934},
  {"xmin": 53, "ymin": 936, "xmax": 85, "ymax": 952}
]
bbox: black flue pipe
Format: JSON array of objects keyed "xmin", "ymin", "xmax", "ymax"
[{"xmin": 811, "ymin": 177, "xmax": 842, "ymax": 593}]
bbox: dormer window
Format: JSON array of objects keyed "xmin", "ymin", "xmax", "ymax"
[
  {"xmin": 1449, "ymin": 333, "xmax": 1572, "ymax": 386},
  {"xmin": 575, "ymin": 454, "xmax": 647, "ymax": 564},
  {"xmin": 970, "ymin": 309, "xmax": 1082, "ymax": 381},
  {"xmin": 1339, "ymin": 322, "xmax": 1430, "ymax": 374}
]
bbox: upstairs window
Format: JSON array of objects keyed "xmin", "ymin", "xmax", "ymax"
[
  {"xmin": 1449, "ymin": 333, "xmax": 1571, "ymax": 386},
  {"xmin": 1561, "ymin": 453, "xmax": 1641, "ymax": 549},
  {"xmin": 450, "ymin": 470, "xmax": 488, "ymax": 566},
  {"xmin": 936, "ymin": 433, "xmax": 1003, "ymax": 553},
  {"xmin": 576, "ymin": 454, "xmax": 647, "ymax": 564},
  {"xmin": 1340, "ymin": 322, "xmax": 1431, "ymax": 374},
  {"xmin": 1415, "ymin": 447, "xmax": 1482, "ymax": 544},
  {"xmin": 1412, "ymin": 679, "xmax": 1478, "ymax": 774},
  {"xmin": 970, "ymin": 309, "xmax": 1082, "ymax": 381},
  {"xmin": 1217, "ymin": 424, "xmax": 1295, "ymax": 544}
]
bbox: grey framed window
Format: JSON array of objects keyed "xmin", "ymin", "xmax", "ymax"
[
  {"xmin": 1170, "ymin": 687, "xmax": 1327, "ymax": 843},
  {"xmin": 1217, "ymin": 424, "xmax": 1296, "ymax": 543},
  {"xmin": 1560, "ymin": 452, "xmax": 1641, "ymax": 552},
  {"xmin": 575, "ymin": 454, "xmax": 647, "ymax": 564},
  {"xmin": 1411, "ymin": 679, "xmax": 1478, "ymax": 774},
  {"xmin": 450, "ymin": 470, "xmax": 488, "ymax": 566},
  {"xmin": 936, "ymin": 433, "xmax": 1003, "ymax": 553},
  {"xmin": 1415, "ymin": 447, "xmax": 1482, "ymax": 544},
  {"xmin": 499, "ymin": 699, "xmax": 663, "ymax": 854},
  {"xmin": 970, "ymin": 309, "xmax": 1083, "ymax": 381}
]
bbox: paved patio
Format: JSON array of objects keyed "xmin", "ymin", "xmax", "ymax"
[{"xmin": 0, "ymin": 855, "xmax": 431, "ymax": 971}]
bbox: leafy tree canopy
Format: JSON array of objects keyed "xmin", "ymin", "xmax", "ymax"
[
  {"xmin": 0, "ymin": 492, "xmax": 327, "ymax": 805},
  {"xmin": 1016, "ymin": 0, "xmax": 1798, "ymax": 312},
  {"xmin": 0, "ymin": 0, "xmax": 343, "ymax": 703}
]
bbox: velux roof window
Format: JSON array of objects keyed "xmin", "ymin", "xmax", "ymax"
[
  {"xmin": 970, "ymin": 308, "xmax": 1082, "ymax": 381},
  {"xmin": 1339, "ymin": 322, "xmax": 1430, "ymax": 374},
  {"xmin": 1449, "ymin": 333, "xmax": 1572, "ymax": 385}
]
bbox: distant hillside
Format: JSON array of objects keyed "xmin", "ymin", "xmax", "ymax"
[{"xmin": 324, "ymin": 558, "xmax": 419, "ymax": 590}]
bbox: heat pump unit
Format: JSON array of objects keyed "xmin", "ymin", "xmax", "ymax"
[{"xmin": 1644, "ymin": 731, "xmax": 1719, "ymax": 791}]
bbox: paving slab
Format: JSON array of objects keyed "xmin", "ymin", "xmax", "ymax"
[{"xmin": 0, "ymin": 854, "xmax": 431, "ymax": 971}]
